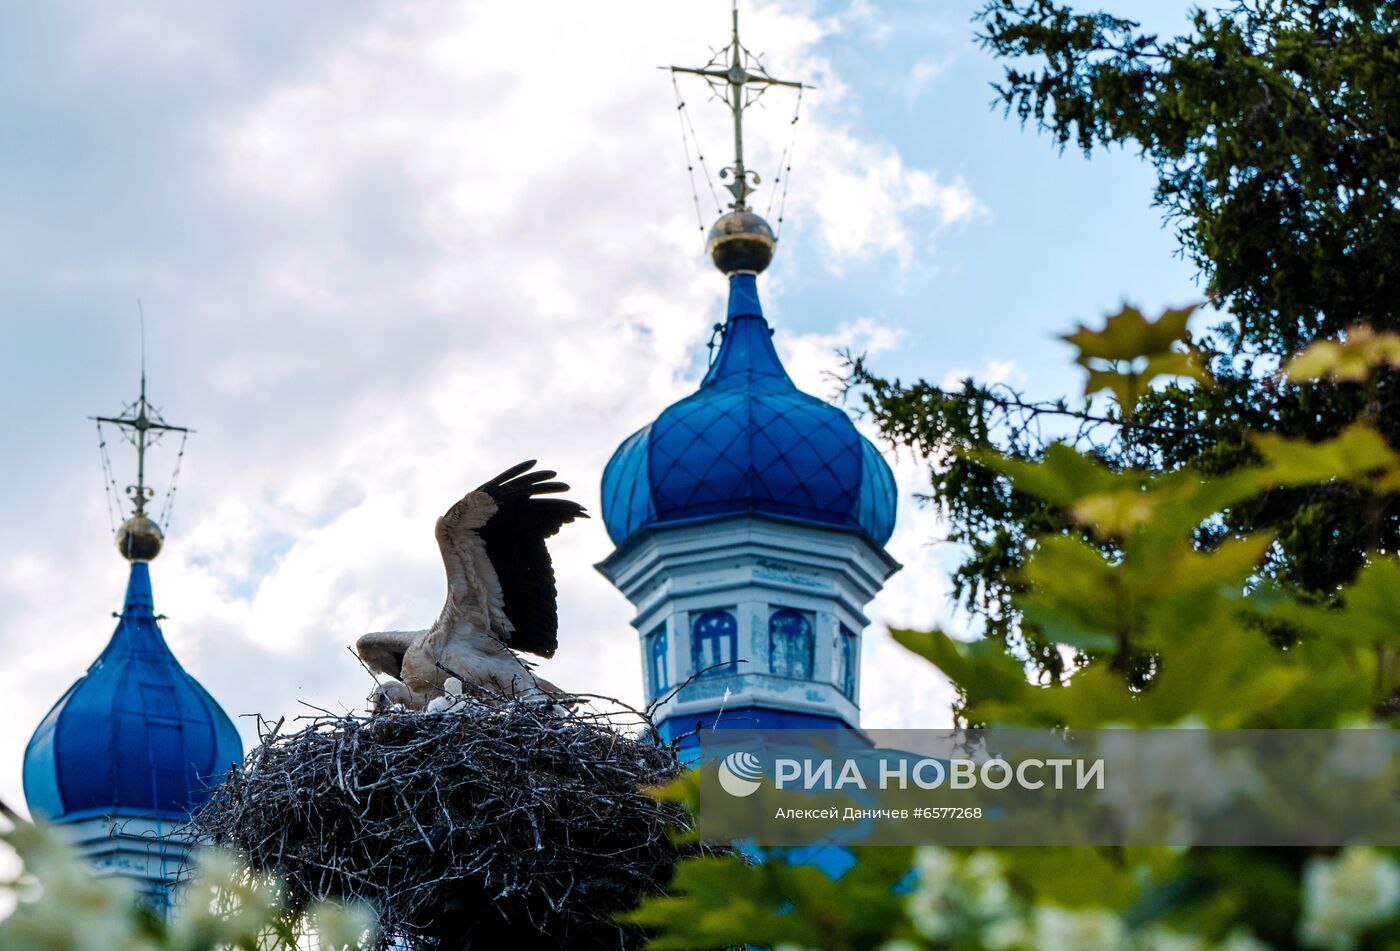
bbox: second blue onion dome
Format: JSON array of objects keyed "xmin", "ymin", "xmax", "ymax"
[
  {"xmin": 602, "ymin": 271, "xmax": 897, "ymax": 546},
  {"xmin": 22, "ymin": 552, "xmax": 243, "ymax": 822}
]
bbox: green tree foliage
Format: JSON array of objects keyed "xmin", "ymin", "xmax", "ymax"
[
  {"xmin": 850, "ymin": 0, "xmax": 1400, "ymax": 679},
  {"xmin": 982, "ymin": 0, "xmax": 1400, "ymax": 347}
]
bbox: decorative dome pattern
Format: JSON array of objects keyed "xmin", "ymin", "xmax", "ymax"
[
  {"xmin": 23, "ymin": 562, "xmax": 243, "ymax": 821},
  {"xmin": 602, "ymin": 273, "xmax": 897, "ymax": 546}
]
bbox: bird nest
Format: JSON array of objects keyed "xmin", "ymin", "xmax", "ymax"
[{"xmin": 194, "ymin": 699, "xmax": 716, "ymax": 950}]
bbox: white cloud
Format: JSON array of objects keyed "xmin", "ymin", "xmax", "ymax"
[
  {"xmin": 70, "ymin": 7, "xmax": 237, "ymax": 77},
  {"xmin": 797, "ymin": 128, "xmax": 983, "ymax": 268},
  {"xmin": 941, "ymin": 357, "xmax": 1023, "ymax": 391},
  {"xmin": 0, "ymin": 0, "xmax": 977, "ymax": 811},
  {"xmin": 911, "ymin": 54, "xmax": 954, "ymax": 87},
  {"xmin": 836, "ymin": 0, "xmax": 894, "ymax": 45},
  {"xmin": 777, "ymin": 316, "xmax": 901, "ymax": 397},
  {"xmin": 908, "ymin": 52, "xmax": 959, "ymax": 101}
]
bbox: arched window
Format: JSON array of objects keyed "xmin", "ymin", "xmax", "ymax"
[
  {"xmin": 834, "ymin": 623, "xmax": 857, "ymax": 699},
  {"xmin": 769, "ymin": 608, "xmax": 814, "ymax": 679},
  {"xmin": 692, "ymin": 610, "xmax": 738, "ymax": 676},
  {"xmin": 647, "ymin": 623, "xmax": 669, "ymax": 695}
]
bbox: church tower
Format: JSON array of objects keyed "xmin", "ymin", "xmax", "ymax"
[
  {"xmin": 597, "ymin": 8, "xmax": 899, "ymax": 746},
  {"xmin": 22, "ymin": 368, "xmax": 243, "ymax": 913}
]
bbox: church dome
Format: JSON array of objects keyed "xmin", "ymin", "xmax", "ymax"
[
  {"xmin": 602, "ymin": 272, "xmax": 896, "ymax": 547},
  {"xmin": 23, "ymin": 561, "xmax": 243, "ymax": 821}
]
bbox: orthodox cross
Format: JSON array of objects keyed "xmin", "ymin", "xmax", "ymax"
[
  {"xmin": 92, "ymin": 349, "xmax": 190, "ymax": 521},
  {"xmin": 669, "ymin": 3, "xmax": 808, "ymax": 211}
]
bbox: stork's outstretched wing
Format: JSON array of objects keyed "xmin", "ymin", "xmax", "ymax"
[
  {"xmin": 435, "ymin": 460, "xmax": 587, "ymax": 658},
  {"xmin": 355, "ymin": 629, "xmax": 425, "ymax": 680}
]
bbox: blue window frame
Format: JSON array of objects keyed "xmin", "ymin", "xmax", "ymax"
[
  {"xmin": 647, "ymin": 623, "xmax": 669, "ymax": 695},
  {"xmin": 835, "ymin": 623, "xmax": 857, "ymax": 698},
  {"xmin": 692, "ymin": 610, "xmax": 738, "ymax": 676},
  {"xmin": 769, "ymin": 608, "xmax": 814, "ymax": 679}
]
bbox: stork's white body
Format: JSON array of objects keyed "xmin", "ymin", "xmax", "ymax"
[{"xmin": 367, "ymin": 622, "xmax": 560, "ymax": 711}]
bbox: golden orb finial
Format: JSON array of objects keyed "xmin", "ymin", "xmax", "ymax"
[
  {"xmin": 116, "ymin": 514, "xmax": 164, "ymax": 562},
  {"xmin": 707, "ymin": 210, "xmax": 776, "ymax": 275}
]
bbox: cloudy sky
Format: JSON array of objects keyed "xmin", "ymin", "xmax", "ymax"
[{"xmin": 0, "ymin": 0, "xmax": 1202, "ymax": 813}]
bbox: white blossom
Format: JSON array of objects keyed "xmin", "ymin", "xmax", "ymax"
[
  {"xmin": 1032, "ymin": 905, "xmax": 1128, "ymax": 951},
  {"xmin": 982, "ymin": 915, "xmax": 1029, "ymax": 950},
  {"xmin": 1138, "ymin": 928, "xmax": 1207, "ymax": 951},
  {"xmin": 1214, "ymin": 927, "xmax": 1273, "ymax": 951},
  {"xmin": 311, "ymin": 900, "xmax": 378, "ymax": 950},
  {"xmin": 907, "ymin": 848, "xmax": 1017, "ymax": 943},
  {"xmin": 1299, "ymin": 847, "xmax": 1400, "ymax": 950},
  {"xmin": 961, "ymin": 852, "xmax": 1012, "ymax": 918},
  {"xmin": 907, "ymin": 847, "xmax": 958, "ymax": 939}
]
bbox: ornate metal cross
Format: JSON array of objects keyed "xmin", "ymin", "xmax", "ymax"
[
  {"xmin": 669, "ymin": 3, "xmax": 808, "ymax": 211},
  {"xmin": 92, "ymin": 367, "xmax": 190, "ymax": 519}
]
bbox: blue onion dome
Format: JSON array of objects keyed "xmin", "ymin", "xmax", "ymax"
[
  {"xmin": 23, "ymin": 559, "xmax": 243, "ymax": 821},
  {"xmin": 602, "ymin": 271, "xmax": 897, "ymax": 547}
]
